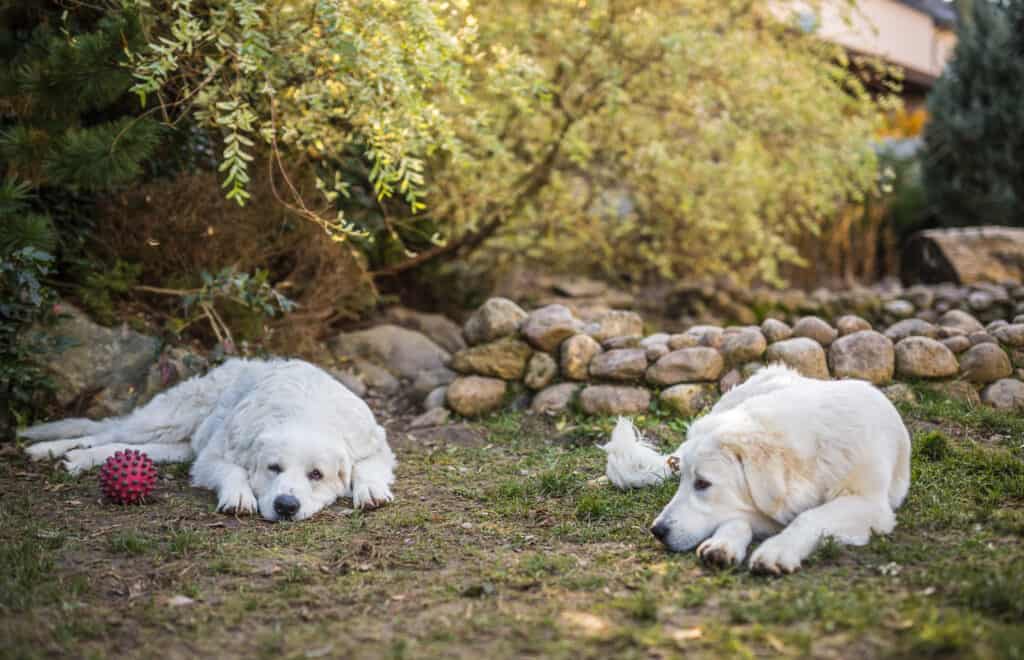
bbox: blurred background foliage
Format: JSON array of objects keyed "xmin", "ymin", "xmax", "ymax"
[{"xmin": 1, "ymin": 0, "xmax": 1019, "ymax": 355}]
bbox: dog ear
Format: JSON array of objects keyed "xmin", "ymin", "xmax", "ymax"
[{"xmin": 720, "ymin": 435, "xmax": 814, "ymax": 525}]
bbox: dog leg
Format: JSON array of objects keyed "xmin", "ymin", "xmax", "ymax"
[
  {"xmin": 190, "ymin": 457, "xmax": 258, "ymax": 515},
  {"xmin": 750, "ymin": 496, "xmax": 895, "ymax": 575},
  {"xmin": 62, "ymin": 443, "xmax": 194, "ymax": 476},
  {"xmin": 351, "ymin": 446, "xmax": 396, "ymax": 510},
  {"xmin": 696, "ymin": 519, "xmax": 753, "ymax": 567}
]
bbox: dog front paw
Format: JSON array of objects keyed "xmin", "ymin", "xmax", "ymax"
[
  {"xmin": 697, "ymin": 537, "xmax": 744, "ymax": 567},
  {"xmin": 749, "ymin": 538, "xmax": 803, "ymax": 576},
  {"xmin": 26, "ymin": 439, "xmax": 82, "ymax": 461},
  {"xmin": 62, "ymin": 449, "xmax": 97, "ymax": 476},
  {"xmin": 217, "ymin": 486, "xmax": 258, "ymax": 515},
  {"xmin": 353, "ymin": 483, "xmax": 393, "ymax": 510}
]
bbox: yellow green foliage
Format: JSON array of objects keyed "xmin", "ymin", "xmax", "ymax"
[{"xmin": 125, "ymin": 0, "xmax": 890, "ymax": 286}]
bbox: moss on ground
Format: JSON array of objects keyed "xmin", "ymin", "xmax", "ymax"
[{"xmin": 1, "ymin": 394, "xmax": 1022, "ymax": 659}]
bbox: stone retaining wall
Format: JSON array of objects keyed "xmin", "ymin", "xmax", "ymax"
[{"xmin": 415, "ymin": 297, "xmax": 1024, "ymax": 423}]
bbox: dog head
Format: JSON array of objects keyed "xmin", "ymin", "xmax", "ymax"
[
  {"xmin": 247, "ymin": 426, "xmax": 353, "ymax": 522},
  {"xmin": 650, "ymin": 410, "xmax": 793, "ymax": 551}
]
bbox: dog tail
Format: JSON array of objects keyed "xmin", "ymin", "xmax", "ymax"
[
  {"xmin": 599, "ymin": 417, "xmax": 674, "ymax": 489},
  {"xmin": 18, "ymin": 418, "xmax": 105, "ymax": 441}
]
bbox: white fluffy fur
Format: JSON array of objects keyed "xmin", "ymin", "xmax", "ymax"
[
  {"xmin": 21, "ymin": 359, "xmax": 396, "ymax": 521},
  {"xmin": 602, "ymin": 365, "xmax": 910, "ymax": 574}
]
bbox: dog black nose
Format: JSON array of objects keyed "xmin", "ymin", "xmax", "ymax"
[
  {"xmin": 273, "ymin": 495, "xmax": 300, "ymax": 518},
  {"xmin": 650, "ymin": 522, "xmax": 671, "ymax": 543}
]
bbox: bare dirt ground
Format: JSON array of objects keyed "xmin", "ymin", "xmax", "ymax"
[{"xmin": 1, "ymin": 386, "xmax": 1023, "ymax": 659}]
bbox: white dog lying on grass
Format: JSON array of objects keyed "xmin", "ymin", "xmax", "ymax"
[
  {"xmin": 21, "ymin": 359, "xmax": 396, "ymax": 521},
  {"xmin": 602, "ymin": 365, "xmax": 910, "ymax": 574}
]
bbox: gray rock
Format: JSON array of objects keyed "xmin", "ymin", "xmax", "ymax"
[
  {"xmin": 385, "ymin": 307, "xmax": 466, "ymax": 353},
  {"xmin": 331, "ymin": 324, "xmax": 449, "ymax": 380},
  {"xmin": 409, "ymin": 407, "xmax": 451, "ymax": 429},
  {"xmin": 882, "ymin": 383, "xmax": 917, "ymax": 405},
  {"xmin": 761, "ymin": 318, "xmax": 793, "ymax": 343},
  {"xmin": 645, "ymin": 344, "xmax": 670, "ymax": 361},
  {"xmin": 584, "ymin": 310, "xmax": 644, "ymax": 343},
  {"xmin": 721, "ymin": 327, "xmax": 767, "ymax": 364},
  {"xmin": 463, "ymin": 297, "xmax": 528, "ymax": 345},
  {"xmin": 764, "ymin": 338, "xmax": 829, "ymax": 379},
  {"xmin": 719, "ymin": 368, "xmax": 742, "ymax": 393},
  {"xmin": 894, "ymin": 337, "xmax": 959, "ymax": 379},
  {"xmin": 531, "ymin": 383, "xmax": 581, "ymax": 414},
  {"xmin": 660, "ymin": 383, "xmax": 718, "ymax": 416},
  {"xmin": 958, "ymin": 343, "xmax": 1012, "ymax": 384},
  {"xmin": 351, "ymin": 358, "xmax": 401, "ymax": 394},
  {"xmin": 938, "ymin": 310, "xmax": 984, "ymax": 334},
  {"xmin": 24, "ymin": 303, "xmax": 161, "ymax": 416},
  {"xmin": 883, "ymin": 299, "xmax": 915, "ymax": 319},
  {"xmin": 994, "ymin": 323, "xmax": 1024, "ymax": 348},
  {"xmin": 646, "ymin": 347, "xmax": 725, "ymax": 385},
  {"xmin": 450, "ymin": 337, "xmax": 532, "ymax": 379},
  {"xmin": 579, "ymin": 385, "xmax": 651, "ymax": 415},
  {"xmin": 836, "ymin": 315, "xmax": 872, "ymax": 336},
  {"xmin": 446, "ymin": 376, "xmax": 507, "ymax": 416},
  {"xmin": 981, "ymin": 379, "xmax": 1024, "ymax": 411},
  {"xmin": 411, "ymin": 367, "xmax": 457, "ymax": 398},
  {"xmin": 792, "ymin": 316, "xmax": 838, "ymax": 346},
  {"xmin": 524, "ymin": 353, "xmax": 558, "ymax": 390},
  {"xmin": 740, "ymin": 361, "xmax": 765, "ymax": 378},
  {"xmin": 905, "ymin": 285, "xmax": 935, "ymax": 310},
  {"xmin": 138, "ymin": 347, "xmax": 210, "ymax": 406},
  {"xmin": 328, "ymin": 367, "xmax": 367, "ymax": 398},
  {"xmin": 521, "ymin": 304, "xmax": 582, "ymax": 352},
  {"xmin": 987, "ymin": 320, "xmax": 1010, "ymax": 334},
  {"xmin": 941, "ymin": 335, "xmax": 972, "ymax": 354},
  {"xmin": 937, "ymin": 326, "xmax": 967, "ymax": 339},
  {"xmin": 640, "ymin": 333, "xmax": 671, "ymax": 348},
  {"xmin": 561, "ymin": 334, "xmax": 603, "ymax": 380},
  {"xmin": 884, "ymin": 319, "xmax": 938, "ymax": 342},
  {"xmin": 685, "ymin": 325, "xmax": 725, "ymax": 349},
  {"xmin": 968, "ymin": 291, "xmax": 995, "ymax": 312},
  {"xmin": 589, "ymin": 348, "xmax": 648, "ymax": 381},
  {"xmin": 424, "ymin": 385, "xmax": 448, "ymax": 410},
  {"xmin": 667, "ymin": 333, "xmax": 699, "ymax": 350},
  {"xmin": 828, "ymin": 330, "xmax": 894, "ymax": 385},
  {"xmin": 969, "ymin": 332, "xmax": 997, "ymax": 347}
]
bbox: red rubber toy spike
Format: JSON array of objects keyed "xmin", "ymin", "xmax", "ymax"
[{"xmin": 98, "ymin": 450, "xmax": 158, "ymax": 504}]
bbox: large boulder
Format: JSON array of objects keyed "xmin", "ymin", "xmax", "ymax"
[
  {"xmin": 646, "ymin": 347, "xmax": 724, "ymax": 385},
  {"xmin": 660, "ymin": 383, "xmax": 718, "ymax": 417},
  {"xmin": 764, "ymin": 338, "xmax": 829, "ymax": 379},
  {"xmin": 384, "ymin": 307, "xmax": 466, "ymax": 353},
  {"xmin": 894, "ymin": 337, "xmax": 959, "ymax": 379},
  {"xmin": 589, "ymin": 348, "xmax": 648, "ymax": 381},
  {"xmin": 463, "ymin": 297, "xmax": 528, "ymax": 346},
  {"xmin": 721, "ymin": 327, "xmax": 767, "ymax": 364},
  {"xmin": 521, "ymin": 304, "xmax": 582, "ymax": 352},
  {"xmin": 24, "ymin": 304, "xmax": 161, "ymax": 416},
  {"xmin": 958, "ymin": 343, "xmax": 1012, "ymax": 384},
  {"xmin": 828, "ymin": 331, "xmax": 894, "ymax": 385},
  {"xmin": 446, "ymin": 376, "xmax": 507, "ymax": 416},
  {"xmin": 902, "ymin": 226, "xmax": 1024, "ymax": 285},
  {"xmin": 561, "ymin": 334, "xmax": 603, "ymax": 380},
  {"xmin": 450, "ymin": 337, "xmax": 533, "ymax": 380},
  {"xmin": 331, "ymin": 324, "xmax": 449, "ymax": 380},
  {"xmin": 981, "ymin": 379, "xmax": 1024, "ymax": 411},
  {"xmin": 579, "ymin": 385, "xmax": 651, "ymax": 415}
]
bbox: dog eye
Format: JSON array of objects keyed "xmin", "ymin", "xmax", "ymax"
[
  {"xmin": 268, "ymin": 463, "xmax": 282, "ymax": 474},
  {"xmin": 308, "ymin": 469, "xmax": 323, "ymax": 481},
  {"xmin": 694, "ymin": 478, "xmax": 712, "ymax": 491}
]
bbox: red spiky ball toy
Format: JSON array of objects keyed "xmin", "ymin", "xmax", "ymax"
[{"xmin": 99, "ymin": 450, "xmax": 157, "ymax": 504}]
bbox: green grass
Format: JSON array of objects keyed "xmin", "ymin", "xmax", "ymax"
[{"xmin": 1, "ymin": 396, "xmax": 1023, "ymax": 659}]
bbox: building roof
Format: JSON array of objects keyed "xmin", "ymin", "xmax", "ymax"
[{"xmin": 898, "ymin": 0, "xmax": 958, "ymax": 28}]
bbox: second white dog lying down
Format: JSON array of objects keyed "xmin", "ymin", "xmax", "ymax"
[
  {"xmin": 601, "ymin": 365, "xmax": 910, "ymax": 574},
  {"xmin": 21, "ymin": 359, "xmax": 396, "ymax": 521}
]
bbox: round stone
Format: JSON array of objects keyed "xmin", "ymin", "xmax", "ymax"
[
  {"xmin": 449, "ymin": 337, "xmax": 532, "ymax": 380},
  {"xmin": 446, "ymin": 376, "xmax": 508, "ymax": 416},
  {"xmin": 660, "ymin": 383, "xmax": 718, "ymax": 416},
  {"xmin": 521, "ymin": 304, "xmax": 582, "ymax": 352},
  {"xmin": 894, "ymin": 337, "xmax": 959, "ymax": 379},
  {"xmin": 938, "ymin": 310, "xmax": 984, "ymax": 334},
  {"xmin": 646, "ymin": 347, "xmax": 725, "ymax": 385},
  {"xmin": 530, "ymin": 383, "xmax": 582, "ymax": 414},
  {"xmin": 981, "ymin": 379, "xmax": 1024, "ymax": 411},
  {"xmin": 589, "ymin": 348, "xmax": 648, "ymax": 381},
  {"xmin": 883, "ymin": 299, "xmax": 915, "ymax": 319},
  {"xmin": 764, "ymin": 338, "xmax": 829, "ymax": 379},
  {"xmin": 579, "ymin": 385, "xmax": 651, "ymax": 415},
  {"xmin": 523, "ymin": 352, "xmax": 558, "ymax": 390},
  {"xmin": 836, "ymin": 315, "xmax": 872, "ymax": 336},
  {"xmin": 958, "ymin": 343, "xmax": 1012, "ymax": 384},
  {"xmin": 667, "ymin": 333, "xmax": 699, "ymax": 350},
  {"xmin": 584, "ymin": 310, "xmax": 644, "ymax": 343},
  {"xmin": 760, "ymin": 318, "xmax": 793, "ymax": 343},
  {"xmin": 994, "ymin": 323, "xmax": 1024, "ymax": 348},
  {"xmin": 645, "ymin": 344, "xmax": 670, "ymax": 361},
  {"xmin": 792, "ymin": 316, "xmax": 838, "ymax": 347},
  {"xmin": 828, "ymin": 330, "xmax": 894, "ymax": 385},
  {"xmin": 941, "ymin": 335, "xmax": 972, "ymax": 354},
  {"xmin": 561, "ymin": 334, "xmax": 602, "ymax": 380},
  {"xmin": 884, "ymin": 319, "xmax": 938, "ymax": 342},
  {"xmin": 463, "ymin": 297, "xmax": 527, "ymax": 345},
  {"xmin": 721, "ymin": 327, "xmax": 767, "ymax": 364}
]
